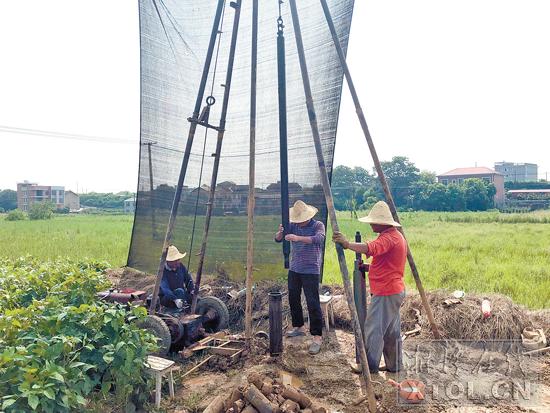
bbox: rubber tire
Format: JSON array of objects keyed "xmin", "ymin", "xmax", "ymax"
[
  {"xmin": 135, "ymin": 314, "xmax": 172, "ymax": 355},
  {"xmin": 196, "ymin": 296, "xmax": 229, "ymax": 332}
]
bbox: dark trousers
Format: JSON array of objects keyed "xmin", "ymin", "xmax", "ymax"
[
  {"xmin": 160, "ymin": 288, "xmax": 191, "ymax": 308},
  {"xmin": 288, "ymin": 271, "xmax": 322, "ymax": 336}
]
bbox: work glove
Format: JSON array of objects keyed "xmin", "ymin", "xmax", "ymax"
[
  {"xmin": 174, "ymin": 299, "xmax": 184, "ymax": 309},
  {"xmin": 332, "ymin": 231, "xmax": 349, "ymax": 249}
]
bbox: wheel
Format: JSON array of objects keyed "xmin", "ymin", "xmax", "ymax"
[
  {"xmin": 195, "ymin": 296, "xmax": 229, "ymax": 333},
  {"xmin": 135, "ymin": 314, "xmax": 172, "ymax": 355}
]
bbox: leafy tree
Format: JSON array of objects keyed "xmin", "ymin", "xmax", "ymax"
[
  {"xmin": 446, "ymin": 184, "xmax": 466, "ymax": 211},
  {"xmin": 0, "ymin": 189, "xmax": 17, "ymax": 211},
  {"xmin": 463, "ymin": 179, "xmax": 492, "ymax": 210},
  {"xmin": 5, "ymin": 209, "xmax": 27, "ymax": 221},
  {"xmin": 28, "ymin": 201, "xmax": 55, "ymax": 220},
  {"xmin": 331, "ymin": 166, "xmax": 374, "ymax": 210},
  {"xmin": 378, "ymin": 156, "xmax": 420, "ymax": 207},
  {"xmin": 80, "ymin": 192, "xmax": 134, "ymax": 209}
]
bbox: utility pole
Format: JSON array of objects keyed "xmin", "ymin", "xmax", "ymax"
[{"xmin": 142, "ymin": 141, "xmax": 157, "ymax": 238}]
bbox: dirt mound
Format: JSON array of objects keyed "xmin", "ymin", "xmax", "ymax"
[
  {"xmin": 332, "ymin": 289, "xmax": 548, "ymax": 341},
  {"xmin": 106, "ymin": 267, "xmax": 157, "ymax": 293}
]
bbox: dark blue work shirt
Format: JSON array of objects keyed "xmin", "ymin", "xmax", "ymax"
[{"xmin": 159, "ymin": 263, "xmax": 194, "ymax": 300}]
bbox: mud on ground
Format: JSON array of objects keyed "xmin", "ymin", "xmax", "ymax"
[{"xmin": 108, "ymin": 269, "xmax": 549, "ymax": 412}]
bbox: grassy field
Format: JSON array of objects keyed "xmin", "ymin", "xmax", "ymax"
[{"xmin": 1, "ymin": 211, "xmax": 549, "ymax": 308}]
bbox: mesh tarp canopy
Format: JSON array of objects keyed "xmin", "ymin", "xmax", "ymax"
[{"xmin": 129, "ymin": 0, "xmax": 354, "ymax": 278}]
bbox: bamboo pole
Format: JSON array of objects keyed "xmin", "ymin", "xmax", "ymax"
[
  {"xmin": 191, "ymin": 0, "xmax": 243, "ymax": 313},
  {"xmin": 245, "ymin": 0, "xmax": 259, "ymax": 340},
  {"xmin": 288, "ymin": 1, "xmax": 377, "ymax": 411},
  {"xmin": 319, "ymin": 0, "xmax": 441, "ymax": 339},
  {"xmin": 149, "ymin": 0, "xmax": 225, "ymax": 314}
]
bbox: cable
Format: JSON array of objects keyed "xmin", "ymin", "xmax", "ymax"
[{"xmin": 0, "ymin": 125, "xmax": 134, "ymax": 145}]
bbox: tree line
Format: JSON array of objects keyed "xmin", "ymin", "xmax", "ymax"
[{"xmin": 331, "ymin": 156, "xmax": 497, "ymax": 212}]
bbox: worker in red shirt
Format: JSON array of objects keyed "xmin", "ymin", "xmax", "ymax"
[{"xmin": 332, "ymin": 201, "xmax": 407, "ymax": 374}]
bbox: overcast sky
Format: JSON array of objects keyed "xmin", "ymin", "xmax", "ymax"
[{"xmin": 1, "ymin": 0, "xmax": 549, "ymax": 193}]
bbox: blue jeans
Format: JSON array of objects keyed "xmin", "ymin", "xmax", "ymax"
[
  {"xmin": 160, "ymin": 288, "xmax": 192, "ymax": 308},
  {"xmin": 364, "ymin": 291, "xmax": 405, "ymax": 372}
]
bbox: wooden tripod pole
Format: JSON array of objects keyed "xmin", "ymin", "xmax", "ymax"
[
  {"xmin": 288, "ymin": 1, "xmax": 376, "ymax": 411},
  {"xmin": 149, "ymin": 0, "xmax": 225, "ymax": 314},
  {"xmin": 245, "ymin": 0, "xmax": 259, "ymax": 340},
  {"xmin": 319, "ymin": 0, "xmax": 441, "ymax": 339}
]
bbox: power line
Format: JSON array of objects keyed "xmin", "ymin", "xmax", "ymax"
[{"xmin": 0, "ymin": 125, "xmax": 136, "ymax": 145}]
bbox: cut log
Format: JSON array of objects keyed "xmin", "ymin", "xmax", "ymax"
[
  {"xmin": 276, "ymin": 395, "xmax": 286, "ymax": 405},
  {"xmin": 302, "ymin": 409, "xmax": 312, "ymax": 413},
  {"xmin": 244, "ymin": 384, "xmax": 279, "ymax": 413},
  {"xmin": 225, "ymin": 389, "xmax": 243, "ymax": 411},
  {"xmin": 261, "ymin": 382, "xmax": 273, "ymax": 396},
  {"xmin": 242, "ymin": 406, "xmax": 259, "ymax": 413},
  {"xmin": 280, "ymin": 399, "xmax": 299, "ymax": 413},
  {"xmin": 233, "ymin": 399, "xmax": 245, "ymax": 413},
  {"xmin": 247, "ymin": 372, "xmax": 265, "ymax": 390},
  {"xmin": 204, "ymin": 394, "xmax": 227, "ymax": 413},
  {"xmin": 281, "ymin": 386, "xmax": 311, "ymax": 409}
]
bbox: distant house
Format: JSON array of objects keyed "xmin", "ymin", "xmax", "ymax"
[
  {"xmin": 437, "ymin": 167, "xmax": 505, "ymax": 206},
  {"xmin": 124, "ymin": 197, "xmax": 136, "ymax": 214},
  {"xmin": 494, "ymin": 162, "xmax": 538, "ymax": 182},
  {"xmin": 64, "ymin": 190, "xmax": 80, "ymax": 211},
  {"xmin": 17, "ymin": 181, "xmax": 65, "ymax": 211}
]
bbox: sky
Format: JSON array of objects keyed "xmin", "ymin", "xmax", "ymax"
[{"xmin": 1, "ymin": 0, "xmax": 549, "ymax": 193}]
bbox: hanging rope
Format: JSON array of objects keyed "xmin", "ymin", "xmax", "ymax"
[
  {"xmin": 277, "ymin": 0, "xmax": 291, "ymax": 269},
  {"xmin": 187, "ymin": 1, "xmax": 227, "ymax": 269}
]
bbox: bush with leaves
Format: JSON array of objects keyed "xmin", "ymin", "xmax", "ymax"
[
  {"xmin": 5, "ymin": 209, "xmax": 27, "ymax": 221},
  {"xmin": 0, "ymin": 258, "xmax": 158, "ymax": 412},
  {"xmin": 28, "ymin": 202, "xmax": 55, "ymax": 220}
]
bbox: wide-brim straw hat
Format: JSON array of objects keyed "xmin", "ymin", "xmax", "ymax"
[
  {"xmin": 166, "ymin": 245, "xmax": 187, "ymax": 261},
  {"xmin": 358, "ymin": 201, "xmax": 401, "ymax": 227},
  {"xmin": 289, "ymin": 200, "xmax": 318, "ymax": 223}
]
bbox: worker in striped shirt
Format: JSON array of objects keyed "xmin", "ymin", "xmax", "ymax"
[
  {"xmin": 275, "ymin": 200, "xmax": 325, "ymax": 355},
  {"xmin": 333, "ymin": 201, "xmax": 407, "ymax": 373}
]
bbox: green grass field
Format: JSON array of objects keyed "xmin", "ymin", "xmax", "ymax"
[{"xmin": 1, "ymin": 211, "xmax": 549, "ymax": 308}]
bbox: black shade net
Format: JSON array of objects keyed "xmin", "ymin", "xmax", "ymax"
[{"xmin": 129, "ymin": 0, "xmax": 354, "ymax": 279}]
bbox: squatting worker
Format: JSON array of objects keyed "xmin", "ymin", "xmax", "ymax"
[
  {"xmin": 159, "ymin": 245, "xmax": 195, "ymax": 309},
  {"xmin": 332, "ymin": 201, "xmax": 407, "ymax": 373},
  {"xmin": 274, "ymin": 200, "xmax": 326, "ymax": 355}
]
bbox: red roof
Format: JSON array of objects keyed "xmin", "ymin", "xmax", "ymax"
[{"xmin": 438, "ymin": 167, "xmax": 501, "ymax": 177}]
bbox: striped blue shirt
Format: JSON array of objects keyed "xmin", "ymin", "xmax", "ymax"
[{"xmin": 276, "ymin": 219, "xmax": 325, "ymax": 275}]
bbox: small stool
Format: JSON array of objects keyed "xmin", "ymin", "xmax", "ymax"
[
  {"xmin": 319, "ymin": 294, "xmax": 334, "ymax": 332},
  {"xmin": 146, "ymin": 355, "xmax": 179, "ymax": 408}
]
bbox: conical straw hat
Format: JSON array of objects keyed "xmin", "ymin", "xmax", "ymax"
[
  {"xmin": 289, "ymin": 200, "xmax": 318, "ymax": 223},
  {"xmin": 166, "ymin": 245, "xmax": 187, "ymax": 261},
  {"xmin": 358, "ymin": 201, "xmax": 401, "ymax": 227}
]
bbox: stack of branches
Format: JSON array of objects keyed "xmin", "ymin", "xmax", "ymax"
[
  {"xmin": 402, "ymin": 290, "xmax": 533, "ymax": 340},
  {"xmin": 203, "ymin": 372, "xmax": 328, "ymax": 413},
  {"xmin": 205, "ymin": 278, "xmax": 290, "ymax": 332},
  {"xmin": 332, "ymin": 289, "xmax": 537, "ymax": 340}
]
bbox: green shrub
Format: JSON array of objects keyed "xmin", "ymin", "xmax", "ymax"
[
  {"xmin": 0, "ymin": 258, "xmax": 158, "ymax": 412},
  {"xmin": 28, "ymin": 202, "xmax": 55, "ymax": 220},
  {"xmin": 5, "ymin": 209, "xmax": 27, "ymax": 221}
]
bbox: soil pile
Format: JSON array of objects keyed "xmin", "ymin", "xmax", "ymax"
[{"xmin": 332, "ymin": 289, "xmax": 548, "ymax": 340}]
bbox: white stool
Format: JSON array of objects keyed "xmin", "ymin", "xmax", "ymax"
[
  {"xmin": 319, "ymin": 294, "xmax": 334, "ymax": 332},
  {"xmin": 146, "ymin": 355, "xmax": 179, "ymax": 408}
]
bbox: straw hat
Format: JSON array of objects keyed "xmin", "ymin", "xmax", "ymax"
[
  {"xmin": 289, "ymin": 200, "xmax": 318, "ymax": 223},
  {"xmin": 166, "ymin": 245, "xmax": 187, "ymax": 261},
  {"xmin": 358, "ymin": 201, "xmax": 401, "ymax": 227}
]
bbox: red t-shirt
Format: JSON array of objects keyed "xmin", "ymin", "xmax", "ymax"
[{"xmin": 366, "ymin": 227, "xmax": 407, "ymax": 296}]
